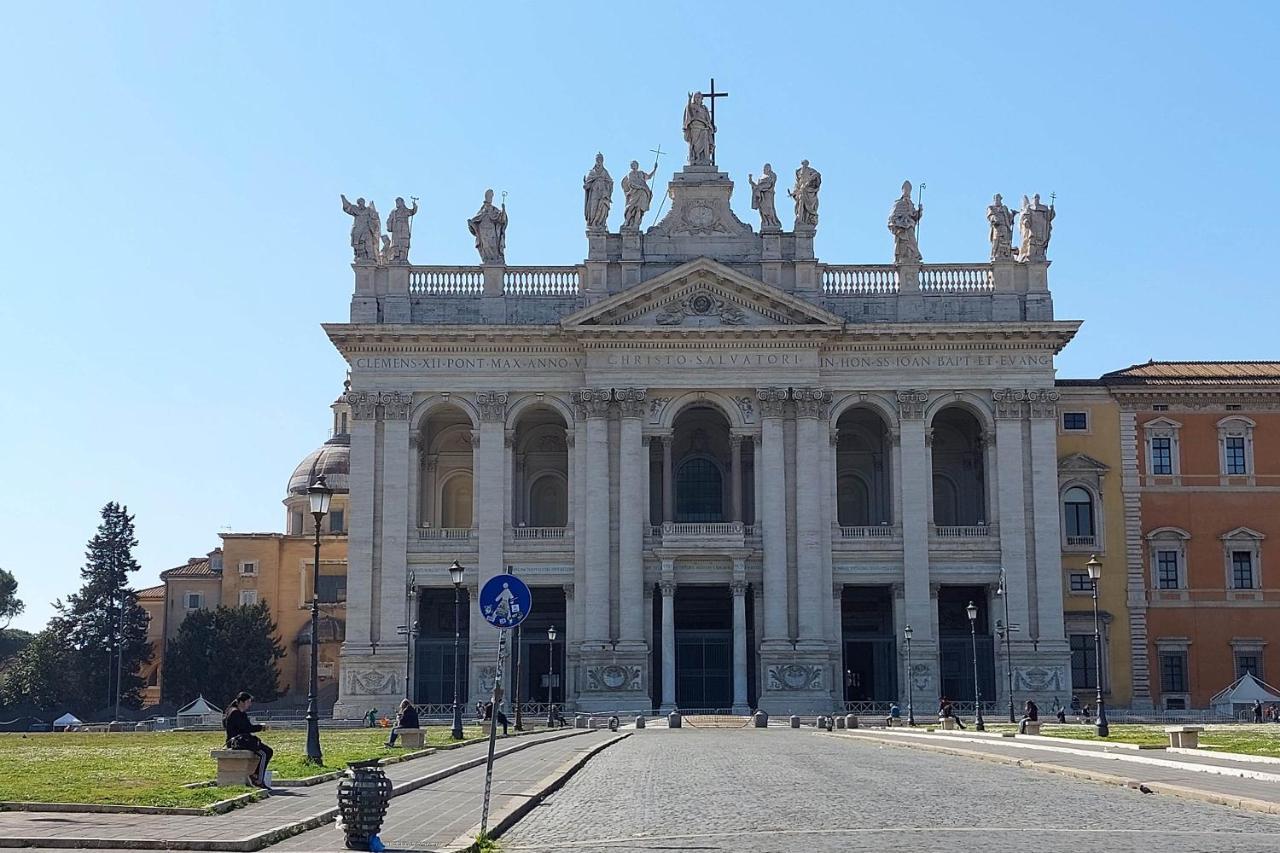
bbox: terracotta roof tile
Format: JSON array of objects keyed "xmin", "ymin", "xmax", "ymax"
[
  {"xmin": 136, "ymin": 584, "xmax": 165, "ymax": 599},
  {"xmin": 1101, "ymin": 361, "xmax": 1280, "ymax": 386},
  {"xmin": 160, "ymin": 557, "xmax": 216, "ymax": 578}
]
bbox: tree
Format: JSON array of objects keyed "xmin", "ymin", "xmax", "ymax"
[
  {"xmin": 0, "ymin": 568, "xmax": 22, "ymax": 629},
  {"xmin": 50, "ymin": 503, "xmax": 151, "ymax": 713},
  {"xmin": 162, "ymin": 602, "xmax": 285, "ymax": 708},
  {"xmin": 0, "ymin": 628, "xmax": 75, "ymax": 710}
]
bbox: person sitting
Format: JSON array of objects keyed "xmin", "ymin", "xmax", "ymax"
[
  {"xmin": 484, "ymin": 701, "xmax": 510, "ymax": 736},
  {"xmin": 887, "ymin": 703, "xmax": 901, "ymax": 726},
  {"xmin": 385, "ymin": 699, "xmax": 420, "ymax": 747},
  {"xmin": 939, "ymin": 697, "xmax": 966, "ymax": 729},
  {"xmin": 1056, "ymin": 707, "xmax": 1067, "ymax": 723},
  {"xmin": 1019, "ymin": 699, "xmax": 1040, "ymax": 733},
  {"xmin": 224, "ymin": 691, "xmax": 273, "ymax": 790}
]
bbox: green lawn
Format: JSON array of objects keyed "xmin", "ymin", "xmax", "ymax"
[
  {"xmin": 0, "ymin": 727, "xmax": 483, "ymax": 808},
  {"xmin": 985, "ymin": 722, "xmax": 1280, "ymax": 755}
]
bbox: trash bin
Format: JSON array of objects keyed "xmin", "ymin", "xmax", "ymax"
[{"xmin": 337, "ymin": 760, "xmax": 392, "ymax": 850}]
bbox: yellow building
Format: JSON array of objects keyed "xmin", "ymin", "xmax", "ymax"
[
  {"xmin": 137, "ymin": 583, "xmax": 166, "ymax": 706},
  {"xmin": 1056, "ymin": 382, "xmax": 1132, "ymax": 707}
]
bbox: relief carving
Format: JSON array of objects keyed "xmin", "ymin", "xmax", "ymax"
[
  {"xmin": 586, "ymin": 665, "xmax": 642, "ymax": 692},
  {"xmin": 767, "ymin": 664, "xmax": 824, "ymax": 691},
  {"xmin": 347, "ymin": 669, "xmax": 398, "ymax": 696},
  {"xmin": 655, "ymin": 291, "xmax": 747, "ymax": 326}
]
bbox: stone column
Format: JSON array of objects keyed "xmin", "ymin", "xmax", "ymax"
[
  {"xmin": 407, "ymin": 433, "xmax": 420, "ymax": 532},
  {"xmin": 793, "ymin": 387, "xmax": 832, "ymax": 646},
  {"xmin": 660, "ymin": 573, "xmax": 676, "ymax": 711},
  {"xmin": 573, "ymin": 389, "xmax": 613, "ymax": 645},
  {"xmin": 377, "ymin": 393, "xmax": 413, "ymax": 649},
  {"xmin": 896, "ymin": 390, "xmax": 936, "ymax": 701},
  {"xmin": 504, "ymin": 431, "xmax": 515, "ymax": 529},
  {"xmin": 423, "ymin": 454, "xmax": 437, "ymax": 528},
  {"xmin": 752, "ymin": 434, "xmax": 763, "ymax": 528},
  {"xmin": 562, "ymin": 582, "xmax": 576, "ymax": 702},
  {"xmin": 565, "ymin": 430, "xmax": 575, "ymax": 533},
  {"xmin": 730, "ymin": 433, "xmax": 744, "ymax": 523},
  {"xmin": 992, "ymin": 390, "xmax": 1032, "ymax": 665},
  {"xmin": 1029, "ymin": 390, "xmax": 1067, "ymax": 651},
  {"xmin": 343, "ymin": 391, "xmax": 378, "ymax": 652},
  {"xmin": 617, "ymin": 388, "xmax": 647, "ymax": 646},
  {"xmin": 475, "ymin": 392, "xmax": 509, "ymax": 589},
  {"xmin": 732, "ymin": 574, "xmax": 749, "ymax": 714},
  {"xmin": 661, "ymin": 434, "xmax": 674, "ymax": 523},
  {"xmin": 757, "ymin": 388, "xmax": 790, "ymax": 645}
]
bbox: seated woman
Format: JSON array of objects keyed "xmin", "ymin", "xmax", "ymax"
[
  {"xmin": 385, "ymin": 699, "xmax": 420, "ymax": 747},
  {"xmin": 223, "ymin": 691, "xmax": 272, "ymax": 789}
]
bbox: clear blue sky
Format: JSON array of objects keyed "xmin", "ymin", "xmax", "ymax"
[{"xmin": 2, "ymin": 2, "xmax": 1277, "ymax": 633}]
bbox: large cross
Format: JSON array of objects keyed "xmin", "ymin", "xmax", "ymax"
[{"xmin": 706, "ymin": 77, "xmax": 728, "ymax": 165}]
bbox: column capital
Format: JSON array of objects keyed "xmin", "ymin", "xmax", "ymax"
[
  {"xmin": 756, "ymin": 386, "xmax": 789, "ymax": 418},
  {"xmin": 1027, "ymin": 388, "xmax": 1061, "ymax": 419},
  {"xmin": 792, "ymin": 386, "xmax": 832, "ymax": 419},
  {"xmin": 571, "ymin": 388, "xmax": 613, "ymax": 419},
  {"xmin": 659, "ymin": 578, "xmax": 677, "ymax": 596},
  {"xmin": 730, "ymin": 579, "xmax": 748, "ymax": 596},
  {"xmin": 992, "ymin": 388, "xmax": 1027, "ymax": 420},
  {"xmin": 476, "ymin": 391, "xmax": 509, "ymax": 422},
  {"xmin": 346, "ymin": 390, "xmax": 412, "ymax": 420},
  {"xmin": 565, "ymin": 430, "xmax": 576, "ymax": 448},
  {"xmin": 729, "ymin": 432, "xmax": 745, "ymax": 449},
  {"xmin": 615, "ymin": 387, "xmax": 648, "ymax": 418},
  {"xmin": 562, "ymin": 582, "xmax": 575, "ymax": 599},
  {"xmin": 896, "ymin": 390, "xmax": 929, "ymax": 420}
]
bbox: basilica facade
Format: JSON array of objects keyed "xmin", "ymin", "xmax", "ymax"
[{"xmin": 329, "ymin": 111, "xmax": 1075, "ymax": 716}]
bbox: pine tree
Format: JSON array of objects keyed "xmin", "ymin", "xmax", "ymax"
[
  {"xmin": 51, "ymin": 502, "xmax": 151, "ymax": 714},
  {"xmin": 0, "ymin": 628, "xmax": 74, "ymax": 710},
  {"xmin": 163, "ymin": 602, "xmax": 285, "ymax": 708}
]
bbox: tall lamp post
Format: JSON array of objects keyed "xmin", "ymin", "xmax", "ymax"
[
  {"xmin": 903, "ymin": 624, "xmax": 916, "ymax": 727},
  {"xmin": 401, "ymin": 569, "xmax": 418, "ymax": 705},
  {"xmin": 546, "ymin": 625, "xmax": 557, "ymax": 727},
  {"xmin": 449, "ymin": 560, "xmax": 466, "ymax": 740},
  {"xmin": 966, "ymin": 601, "xmax": 985, "ymax": 732},
  {"xmin": 1086, "ymin": 555, "xmax": 1110, "ymax": 737},
  {"xmin": 997, "ymin": 569, "xmax": 1015, "ymax": 723},
  {"xmin": 305, "ymin": 475, "xmax": 333, "ymax": 765}
]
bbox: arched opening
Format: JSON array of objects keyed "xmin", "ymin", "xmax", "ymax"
[
  {"xmin": 1063, "ymin": 486, "xmax": 1095, "ymax": 542},
  {"xmin": 670, "ymin": 406, "xmax": 735, "ymax": 523},
  {"xmin": 418, "ymin": 406, "xmax": 474, "ymax": 529},
  {"xmin": 835, "ymin": 407, "xmax": 892, "ymax": 527},
  {"xmin": 511, "ymin": 406, "xmax": 569, "ymax": 529},
  {"xmin": 930, "ymin": 407, "xmax": 986, "ymax": 526},
  {"xmin": 677, "ymin": 457, "xmax": 724, "ymax": 522}
]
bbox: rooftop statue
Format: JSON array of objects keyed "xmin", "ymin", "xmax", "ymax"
[
  {"xmin": 341, "ymin": 194, "xmax": 381, "ymax": 262},
  {"xmin": 583, "ymin": 153, "xmax": 613, "ymax": 231},
  {"xmin": 987, "ymin": 194, "xmax": 1015, "ymax": 261},
  {"xmin": 789, "ymin": 160, "xmax": 821, "ymax": 230},
  {"xmin": 749, "ymin": 164, "xmax": 781, "ymax": 230},
  {"xmin": 468, "ymin": 189, "xmax": 507, "ymax": 264},
  {"xmin": 621, "ymin": 159, "xmax": 658, "ymax": 230},
  {"xmin": 887, "ymin": 180, "xmax": 923, "ymax": 263},
  {"xmin": 385, "ymin": 196, "xmax": 418, "ymax": 264},
  {"xmin": 1018, "ymin": 193, "xmax": 1055, "ymax": 262},
  {"xmin": 683, "ymin": 91, "xmax": 715, "ymax": 166}
]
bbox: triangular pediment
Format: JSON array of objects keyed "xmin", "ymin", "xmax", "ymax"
[
  {"xmin": 562, "ymin": 258, "xmax": 845, "ymax": 329},
  {"xmin": 1058, "ymin": 452, "xmax": 1110, "ymax": 474}
]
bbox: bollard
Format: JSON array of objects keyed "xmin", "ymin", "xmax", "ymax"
[
  {"xmin": 790, "ymin": 714, "xmax": 801, "ymax": 729},
  {"xmin": 668, "ymin": 711, "xmax": 682, "ymax": 729},
  {"xmin": 575, "ymin": 714, "xmax": 588, "ymax": 729},
  {"xmin": 836, "ymin": 715, "xmax": 846, "ymax": 729},
  {"xmin": 825, "ymin": 716, "xmax": 834, "ymax": 731},
  {"xmin": 753, "ymin": 711, "xmax": 769, "ymax": 728},
  {"xmin": 635, "ymin": 715, "xmax": 646, "ymax": 729},
  {"xmin": 845, "ymin": 714, "xmax": 858, "ymax": 730},
  {"xmin": 609, "ymin": 715, "xmax": 620, "ymax": 732}
]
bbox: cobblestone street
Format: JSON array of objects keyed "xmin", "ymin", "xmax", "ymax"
[{"xmin": 502, "ymin": 729, "xmax": 1280, "ymax": 853}]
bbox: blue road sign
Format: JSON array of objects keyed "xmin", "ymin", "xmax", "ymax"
[{"xmin": 478, "ymin": 573, "xmax": 532, "ymax": 629}]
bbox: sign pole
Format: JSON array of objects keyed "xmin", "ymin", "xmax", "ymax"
[{"xmin": 479, "ymin": 628, "xmax": 507, "ymax": 835}]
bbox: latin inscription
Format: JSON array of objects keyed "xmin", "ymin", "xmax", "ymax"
[{"xmin": 820, "ymin": 353, "xmax": 1052, "ymax": 369}]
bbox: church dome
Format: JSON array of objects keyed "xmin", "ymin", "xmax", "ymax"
[{"xmin": 287, "ymin": 433, "xmax": 351, "ymax": 496}]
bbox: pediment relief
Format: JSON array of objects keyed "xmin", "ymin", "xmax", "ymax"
[{"xmin": 562, "ymin": 258, "xmax": 843, "ymax": 330}]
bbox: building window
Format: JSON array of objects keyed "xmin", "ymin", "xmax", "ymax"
[
  {"xmin": 238, "ymin": 560, "xmax": 258, "ymax": 576},
  {"xmin": 1232, "ymin": 551, "xmax": 1256, "ymax": 589},
  {"xmin": 1062, "ymin": 412, "xmax": 1089, "ymax": 431},
  {"xmin": 329, "ymin": 510, "xmax": 345, "ymax": 534},
  {"xmin": 1150, "ymin": 437, "xmax": 1173, "ymax": 475},
  {"xmin": 184, "ymin": 592, "xmax": 203, "ymax": 610},
  {"xmin": 676, "ymin": 457, "xmax": 724, "ymax": 523},
  {"xmin": 291, "ymin": 512, "xmax": 304, "ymax": 535},
  {"xmin": 1069, "ymin": 573, "xmax": 1092, "ymax": 593},
  {"xmin": 1160, "ymin": 651, "xmax": 1188, "ymax": 693},
  {"xmin": 1217, "ymin": 417, "xmax": 1256, "ymax": 477},
  {"xmin": 1063, "ymin": 486, "xmax": 1095, "ymax": 544},
  {"xmin": 1236, "ymin": 654, "xmax": 1261, "ymax": 680},
  {"xmin": 239, "ymin": 589, "xmax": 258, "ymax": 606},
  {"xmin": 1070, "ymin": 634, "xmax": 1097, "ymax": 688},
  {"xmin": 1225, "ymin": 437, "xmax": 1248, "ymax": 475},
  {"xmin": 317, "ymin": 575, "xmax": 347, "ymax": 604},
  {"xmin": 1152, "ymin": 404, "xmax": 1169, "ymax": 411},
  {"xmin": 1157, "ymin": 551, "xmax": 1181, "ymax": 589}
]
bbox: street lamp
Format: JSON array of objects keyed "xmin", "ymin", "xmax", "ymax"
[
  {"xmin": 401, "ymin": 569, "xmax": 418, "ymax": 706},
  {"xmin": 546, "ymin": 625, "xmax": 557, "ymax": 728},
  {"xmin": 997, "ymin": 569, "xmax": 1015, "ymax": 723},
  {"xmin": 305, "ymin": 475, "xmax": 333, "ymax": 765},
  {"xmin": 1086, "ymin": 555, "xmax": 1110, "ymax": 737},
  {"xmin": 903, "ymin": 624, "xmax": 916, "ymax": 727},
  {"xmin": 449, "ymin": 560, "xmax": 466, "ymax": 740},
  {"xmin": 967, "ymin": 601, "xmax": 985, "ymax": 731}
]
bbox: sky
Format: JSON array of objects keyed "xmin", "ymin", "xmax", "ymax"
[{"xmin": 1, "ymin": 2, "xmax": 1278, "ymax": 633}]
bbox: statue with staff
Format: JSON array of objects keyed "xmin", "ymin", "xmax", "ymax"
[
  {"xmin": 582, "ymin": 153, "xmax": 613, "ymax": 231},
  {"xmin": 683, "ymin": 91, "xmax": 715, "ymax": 166},
  {"xmin": 468, "ymin": 189, "xmax": 508, "ymax": 264},
  {"xmin": 1018, "ymin": 192, "xmax": 1056, "ymax": 262},
  {"xmin": 385, "ymin": 196, "xmax": 419, "ymax": 263},
  {"xmin": 789, "ymin": 160, "xmax": 821, "ymax": 229},
  {"xmin": 621, "ymin": 159, "xmax": 658, "ymax": 230},
  {"xmin": 888, "ymin": 180, "xmax": 924, "ymax": 263},
  {"xmin": 987, "ymin": 193, "xmax": 1015, "ymax": 261}
]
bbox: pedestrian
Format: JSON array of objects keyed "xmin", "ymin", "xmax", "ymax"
[
  {"xmin": 1055, "ymin": 707, "xmax": 1067, "ymax": 723},
  {"xmin": 385, "ymin": 699, "xmax": 420, "ymax": 747},
  {"xmin": 1070, "ymin": 694, "xmax": 1081, "ymax": 715},
  {"xmin": 1018, "ymin": 698, "xmax": 1039, "ymax": 734},
  {"xmin": 484, "ymin": 701, "xmax": 510, "ymax": 736},
  {"xmin": 224, "ymin": 691, "xmax": 273, "ymax": 790},
  {"xmin": 364, "ymin": 707, "xmax": 377, "ymax": 728},
  {"xmin": 1253, "ymin": 699, "xmax": 1264, "ymax": 724},
  {"xmin": 887, "ymin": 702, "xmax": 901, "ymax": 727}
]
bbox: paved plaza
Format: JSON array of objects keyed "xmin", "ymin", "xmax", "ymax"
[{"xmin": 503, "ymin": 728, "xmax": 1280, "ymax": 853}]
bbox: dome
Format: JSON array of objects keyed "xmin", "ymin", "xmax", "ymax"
[{"xmin": 287, "ymin": 433, "xmax": 351, "ymax": 496}]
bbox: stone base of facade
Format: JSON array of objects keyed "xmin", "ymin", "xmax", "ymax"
[
  {"xmin": 756, "ymin": 649, "xmax": 837, "ymax": 714},
  {"xmin": 573, "ymin": 649, "xmax": 650, "ymax": 713},
  {"xmin": 333, "ymin": 648, "xmax": 408, "ymax": 720}
]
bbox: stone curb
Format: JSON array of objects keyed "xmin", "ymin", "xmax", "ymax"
[
  {"xmin": 1168, "ymin": 746, "xmax": 1280, "ymax": 765},
  {"xmin": 0, "ymin": 730, "xmax": 590, "ymax": 851},
  {"xmin": 445, "ymin": 732, "xmax": 631, "ymax": 852},
  {"xmin": 831, "ymin": 731, "xmax": 1280, "ymax": 817}
]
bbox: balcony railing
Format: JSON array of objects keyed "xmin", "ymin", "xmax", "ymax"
[
  {"xmin": 1066, "ymin": 535, "xmax": 1096, "ymax": 546},
  {"xmin": 932, "ymin": 524, "xmax": 992, "ymax": 538},
  {"xmin": 511, "ymin": 526, "xmax": 568, "ymax": 540},
  {"xmin": 406, "ymin": 265, "xmax": 580, "ymax": 296},
  {"xmin": 838, "ymin": 525, "xmax": 898, "ymax": 539},
  {"xmin": 919, "ymin": 263, "xmax": 994, "ymax": 293},
  {"xmin": 417, "ymin": 527, "xmax": 474, "ymax": 541},
  {"xmin": 503, "ymin": 267, "xmax": 580, "ymax": 296},
  {"xmin": 408, "ymin": 267, "xmax": 483, "ymax": 295},
  {"xmin": 662, "ymin": 522, "xmax": 745, "ymax": 536},
  {"xmin": 822, "ymin": 265, "xmax": 899, "ymax": 295}
]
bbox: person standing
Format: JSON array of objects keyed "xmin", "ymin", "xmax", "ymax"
[
  {"xmin": 224, "ymin": 692, "xmax": 273, "ymax": 789},
  {"xmin": 1254, "ymin": 699, "xmax": 1264, "ymax": 724}
]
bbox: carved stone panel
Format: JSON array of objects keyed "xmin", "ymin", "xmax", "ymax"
[
  {"xmin": 585, "ymin": 665, "xmax": 642, "ymax": 691},
  {"xmin": 1014, "ymin": 665, "xmax": 1065, "ymax": 693},
  {"xmin": 347, "ymin": 668, "xmax": 399, "ymax": 696},
  {"xmin": 767, "ymin": 664, "xmax": 824, "ymax": 691}
]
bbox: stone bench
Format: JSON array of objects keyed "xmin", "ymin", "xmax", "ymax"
[
  {"xmin": 396, "ymin": 728, "xmax": 425, "ymax": 749},
  {"xmin": 1165, "ymin": 725, "xmax": 1204, "ymax": 749},
  {"xmin": 210, "ymin": 749, "xmax": 259, "ymax": 787},
  {"xmin": 1021, "ymin": 721, "xmax": 1042, "ymax": 736},
  {"xmin": 886, "ymin": 717, "xmax": 904, "ymax": 727},
  {"xmin": 939, "ymin": 717, "xmax": 956, "ymax": 730}
]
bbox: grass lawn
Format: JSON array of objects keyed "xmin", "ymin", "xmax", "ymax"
[
  {"xmin": 0, "ymin": 726, "xmax": 483, "ymax": 808},
  {"xmin": 984, "ymin": 722, "xmax": 1280, "ymax": 755}
]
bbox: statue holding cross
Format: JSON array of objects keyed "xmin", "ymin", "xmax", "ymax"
[{"xmin": 683, "ymin": 80, "xmax": 727, "ymax": 167}]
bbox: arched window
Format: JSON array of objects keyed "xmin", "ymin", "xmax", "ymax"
[
  {"xmin": 528, "ymin": 474, "xmax": 567, "ymax": 527},
  {"xmin": 676, "ymin": 457, "xmax": 723, "ymax": 522},
  {"xmin": 1063, "ymin": 486, "xmax": 1095, "ymax": 541},
  {"xmin": 837, "ymin": 475, "xmax": 870, "ymax": 527},
  {"xmin": 932, "ymin": 475, "xmax": 959, "ymax": 527},
  {"xmin": 440, "ymin": 473, "xmax": 473, "ymax": 528}
]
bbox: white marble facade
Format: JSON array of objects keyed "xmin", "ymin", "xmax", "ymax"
[{"xmin": 330, "ymin": 157, "xmax": 1076, "ymax": 717}]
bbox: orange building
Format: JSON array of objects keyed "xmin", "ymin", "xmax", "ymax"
[{"xmin": 1103, "ymin": 362, "xmax": 1280, "ymax": 710}]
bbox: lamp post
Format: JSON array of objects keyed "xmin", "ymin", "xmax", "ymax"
[
  {"xmin": 997, "ymin": 569, "xmax": 1015, "ymax": 723},
  {"xmin": 305, "ymin": 475, "xmax": 333, "ymax": 765},
  {"xmin": 904, "ymin": 624, "xmax": 916, "ymax": 727},
  {"xmin": 967, "ymin": 601, "xmax": 985, "ymax": 731},
  {"xmin": 402, "ymin": 569, "xmax": 417, "ymax": 705},
  {"xmin": 449, "ymin": 560, "xmax": 465, "ymax": 740},
  {"xmin": 1086, "ymin": 555, "xmax": 1110, "ymax": 737},
  {"xmin": 546, "ymin": 625, "xmax": 557, "ymax": 728}
]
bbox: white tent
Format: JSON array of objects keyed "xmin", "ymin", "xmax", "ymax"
[
  {"xmin": 53, "ymin": 712, "xmax": 83, "ymax": 731},
  {"xmin": 1210, "ymin": 672, "xmax": 1280, "ymax": 717},
  {"xmin": 176, "ymin": 695, "xmax": 222, "ymax": 727}
]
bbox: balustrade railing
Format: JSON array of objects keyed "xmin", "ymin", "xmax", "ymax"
[
  {"xmin": 503, "ymin": 266, "xmax": 581, "ymax": 296},
  {"xmin": 919, "ymin": 264, "xmax": 994, "ymax": 293},
  {"xmin": 932, "ymin": 524, "xmax": 992, "ymax": 538},
  {"xmin": 1066, "ymin": 535, "xmax": 1096, "ymax": 546},
  {"xmin": 822, "ymin": 265, "xmax": 899, "ymax": 295},
  {"xmin": 417, "ymin": 527, "xmax": 474, "ymax": 540},
  {"xmin": 511, "ymin": 526, "xmax": 567, "ymax": 540},
  {"xmin": 838, "ymin": 525, "xmax": 898, "ymax": 539},
  {"xmin": 662, "ymin": 522, "xmax": 746, "ymax": 536},
  {"xmin": 408, "ymin": 267, "xmax": 484, "ymax": 295}
]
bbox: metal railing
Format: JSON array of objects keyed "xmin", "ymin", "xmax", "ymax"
[
  {"xmin": 1066, "ymin": 535, "xmax": 1096, "ymax": 546},
  {"xmin": 417, "ymin": 527, "xmax": 474, "ymax": 540},
  {"xmin": 408, "ymin": 267, "xmax": 484, "ymax": 295}
]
